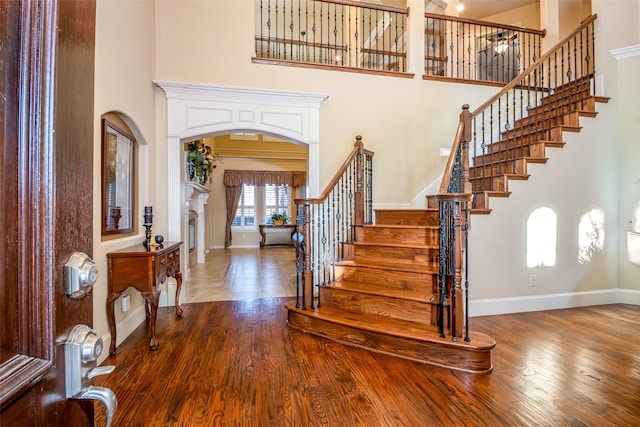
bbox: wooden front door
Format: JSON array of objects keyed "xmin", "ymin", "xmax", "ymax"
[{"xmin": 0, "ymin": 0, "xmax": 97, "ymax": 425}]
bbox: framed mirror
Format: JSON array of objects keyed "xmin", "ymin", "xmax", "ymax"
[{"xmin": 101, "ymin": 118, "xmax": 135, "ymax": 235}]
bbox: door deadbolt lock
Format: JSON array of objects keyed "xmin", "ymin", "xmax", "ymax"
[{"xmin": 64, "ymin": 252, "xmax": 98, "ymax": 299}]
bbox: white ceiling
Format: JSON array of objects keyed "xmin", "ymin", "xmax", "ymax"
[{"xmin": 457, "ymin": 0, "xmax": 538, "ymax": 20}]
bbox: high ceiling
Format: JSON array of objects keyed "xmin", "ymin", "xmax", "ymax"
[{"xmin": 457, "ymin": 0, "xmax": 538, "ymax": 20}]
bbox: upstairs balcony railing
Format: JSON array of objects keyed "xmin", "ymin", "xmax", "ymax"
[
  {"xmin": 254, "ymin": 1, "xmax": 547, "ymax": 85},
  {"xmin": 425, "ymin": 13, "xmax": 546, "ymax": 85},
  {"xmin": 254, "ymin": 0, "xmax": 409, "ymax": 74}
]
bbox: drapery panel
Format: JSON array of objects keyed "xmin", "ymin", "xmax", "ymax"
[
  {"xmin": 223, "ymin": 170, "xmax": 307, "ymax": 187},
  {"xmin": 223, "ymin": 170, "xmax": 307, "ymax": 247},
  {"xmin": 224, "ymin": 185, "xmax": 243, "ymax": 248}
]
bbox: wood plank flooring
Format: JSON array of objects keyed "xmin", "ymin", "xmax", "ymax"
[{"xmin": 95, "ymin": 301, "xmax": 640, "ymax": 426}]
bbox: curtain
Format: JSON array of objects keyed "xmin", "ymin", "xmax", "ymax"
[
  {"xmin": 223, "ymin": 170, "xmax": 306, "ymax": 187},
  {"xmin": 223, "ymin": 170, "xmax": 307, "ymax": 248},
  {"xmin": 224, "ymin": 185, "xmax": 243, "ymax": 248}
]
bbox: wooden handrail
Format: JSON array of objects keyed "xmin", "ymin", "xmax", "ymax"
[
  {"xmin": 295, "ymin": 135, "xmax": 373, "ymax": 204},
  {"xmin": 439, "ymin": 122, "xmax": 465, "ymax": 195},
  {"xmin": 425, "ymin": 12, "xmax": 546, "ymax": 36},
  {"xmin": 471, "ymin": 14, "xmax": 597, "ymax": 117},
  {"xmin": 439, "ymin": 104, "xmax": 471, "ymax": 195},
  {"xmin": 320, "ymin": 0, "xmax": 408, "ymax": 15}
]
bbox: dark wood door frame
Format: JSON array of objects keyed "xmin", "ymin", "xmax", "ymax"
[{"xmin": 0, "ymin": 0, "xmax": 97, "ymax": 424}]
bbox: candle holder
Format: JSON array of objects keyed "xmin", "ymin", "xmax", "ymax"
[
  {"xmin": 143, "ymin": 223, "xmax": 153, "ymax": 249},
  {"xmin": 143, "ymin": 206, "xmax": 153, "ymax": 249}
]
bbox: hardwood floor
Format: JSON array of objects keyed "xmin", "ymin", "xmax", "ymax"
[{"xmin": 95, "ymin": 275, "xmax": 640, "ymax": 427}]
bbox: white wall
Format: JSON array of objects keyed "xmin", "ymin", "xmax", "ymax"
[
  {"xmin": 152, "ymin": 0, "xmax": 496, "ymax": 205},
  {"xmin": 93, "ymin": 0, "xmax": 639, "ymax": 358},
  {"xmin": 614, "ymin": 52, "xmax": 640, "ymax": 294},
  {"xmin": 94, "ymin": 0, "xmax": 157, "ymax": 361}
]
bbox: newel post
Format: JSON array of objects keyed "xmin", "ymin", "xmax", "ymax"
[
  {"xmin": 460, "ymin": 104, "xmax": 472, "ymax": 195},
  {"xmin": 354, "ymin": 135, "xmax": 365, "ymax": 228},
  {"xmin": 302, "ymin": 203, "xmax": 314, "ymax": 310}
]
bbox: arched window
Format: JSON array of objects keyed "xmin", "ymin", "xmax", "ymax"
[
  {"xmin": 527, "ymin": 207, "xmax": 557, "ymax": 268},
  {"xmin": 578, "ymin": 208, "xmax": 605, "ymax": 264}
]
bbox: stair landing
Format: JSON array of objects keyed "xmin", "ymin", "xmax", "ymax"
[{"xmin": 286, "ymin": 301, "xmax": 496, "ymax": 373}]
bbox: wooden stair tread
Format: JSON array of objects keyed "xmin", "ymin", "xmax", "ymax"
[
  {"xmin": 327, "ymin": 280, "xmax": 430, "ymax": 303},
  {"xmin": 338, "ymin": 259, "xmax": 438, "ymax": 274},
  {"xmin": 482, "ymin": 190, "xmax": 511, "ymax": 197},
  {"xmin": 501, "ymin": 124, "xmax": 581, "ymax": 140},
  {"xmin": 364, "ymin": 224, "xmax": 437, "ymax": 230},
  {"xmin": 522, "ymin": 156, "xmax": 548, "ymax": 164},
  {"xmin": 577, "ymin": 109, "xmax": 598, "ymax": 118},
  {"xmin": 285, "ymin": 301, "xmax": 496, "ymax": 350},
  {"xmin": 354, "ymin": 241, "xmax": 436, "ymax": 249},
  {"xmin": 470, "ymin": 208, "xmax": 491, "ymax": 215},
  {"xmin": 471, "ymin": 172, "xmax": 528, "ymax": 181},
  {"xmin": 537, "ymin": 139, "xmax": 566, "ymax": 148}
]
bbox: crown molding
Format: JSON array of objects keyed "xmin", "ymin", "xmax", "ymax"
[{"xmin": 610, "ymin": 44, "xmax": 640, "ymax": 60}]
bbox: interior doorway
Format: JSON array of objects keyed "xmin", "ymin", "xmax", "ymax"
[{"xmin": 154, "ymin": 81, "xmax": 327, "ymax": 290}]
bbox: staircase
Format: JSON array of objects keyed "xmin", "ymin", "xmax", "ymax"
[
  {"xmin": 466, "ymin": 78, "xmax": 609, "ymax": 213},
  {"xmin": 286, "ymin": 15, "xmax": 604, "ymax": 374},
  {"xmin": 285, "ymin": 208, "xmax": 496, "ymax": 373}
]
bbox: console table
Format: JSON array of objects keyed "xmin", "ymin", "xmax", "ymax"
[
  {"xmin": 259, "ymin": 224, "xmax": 297, "ymax": 247},
  {"xmin": 106, "ymin": 241, "xmax": 183, "ymax": 355}
]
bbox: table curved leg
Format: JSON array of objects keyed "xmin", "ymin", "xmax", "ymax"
[
  {"xmin": 107, "ymin": 292, "xmax": 119, "ymax": 355},
  {"xmin": 174, "ymin": 272, "xmax": 183, "ymax": 317},
  {"xmin": 141, "ymin": 289, "xmax": 160, "ymax": 351}
]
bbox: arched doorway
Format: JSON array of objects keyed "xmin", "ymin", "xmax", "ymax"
[{"xmin": 154, "ymin": 81, "xmax": 327, "ymax": 288}]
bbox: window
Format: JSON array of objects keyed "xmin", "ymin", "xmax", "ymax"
[
  {"xmin": 265, "ymin": 184, "xmax": 289, "ymax": 224},
  {"xmin": 527, "ymin": 207, "xmax": 557, "ymax": 268},
  {"xmin": 232, "ymin": 184, "xmax": 256, "ymax": 228}
]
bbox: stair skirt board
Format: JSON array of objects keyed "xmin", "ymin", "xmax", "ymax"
[{"xmin": 286, "ymin": 302, "xmax": 495, "ymax": 374}]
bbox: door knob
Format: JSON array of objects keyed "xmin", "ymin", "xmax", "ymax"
[{"xmin": 63, "ymin": 324, "xmax": 118, "ymax": 427}]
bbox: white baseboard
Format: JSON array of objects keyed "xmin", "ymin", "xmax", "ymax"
[
  {"xmin": 98, "ymin": 304, "xmax": 146, "ymax": 365},
  {"xmin": 617, "ymin": 288, "xmax": 640, "ymax": 305},
  {"xmin": 469, "ymin": 289, "xmax": 640, "ymax": 317}
]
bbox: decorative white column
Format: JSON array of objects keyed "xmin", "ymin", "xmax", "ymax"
[{"xmin": 184, "ymin": 182, "xmax": 210, "ymax": 263}]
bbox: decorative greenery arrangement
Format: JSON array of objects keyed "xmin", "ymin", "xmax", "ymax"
[
  {"xmin": 187, "ymin": 140, "xmax": 215, "ymax": 185},
  {"xmin": 271, "ymin": 211, "xmax": 289, "ymax": 225}
]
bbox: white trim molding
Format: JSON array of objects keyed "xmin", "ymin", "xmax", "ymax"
[
  {"xmin": 154, "ymin": 81, "xmax": 328, "ymax": 280},
  {"xmin": 610, "ymin": 44, "xmax": 640, "ymax": 60}
]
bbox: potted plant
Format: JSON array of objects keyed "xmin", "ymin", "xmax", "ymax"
[
  {"xmin": 271, "ymin": 211, "xmax": 288, "ymax": 225},
  {"xmin": 186, "ymin": 140, "xmax": 215, "ymax": 185}
]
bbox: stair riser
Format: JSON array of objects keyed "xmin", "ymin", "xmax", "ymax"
[
  {"xmin": 374, "ymin": 210, "xmax": 439, "ymax": 226},
  {"xmin": 287, "ymin": 311, "xmax": 493, "ymax": 373},
  {"xmin": 363, "ymin": 226, "xmax": 438, "ymax": 246},
  {"xmin": 511, "ymin": 111, "xmax": 580, "ymax": 131},
  {"xmin": 536, "ymin": 87, "xmax": 593, "ymax": 107},
  {"xmin": 354, "ymin": 245, "xmax": 438, "ymax": 264},
  {"xmin": 470, "ymin": 148, "xmax": 547, "ymax": 166},
  {"xmin": 471, "ymin": 175, "xmax": 511, "ymax": 193},
  {"xmin": 501, "ymin": 126, "xmax": 569, "ymax": 142},
  {"xmin": 471, "ymin": 158, "xmax": 528, "ymax": 177},
  {"xmin": 336, "ymin": 265, "xmax": 437, "ymax": 291},
  {"xmin": 320, "ymin": 287, "xmax": 432, "ymax": 325}
]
